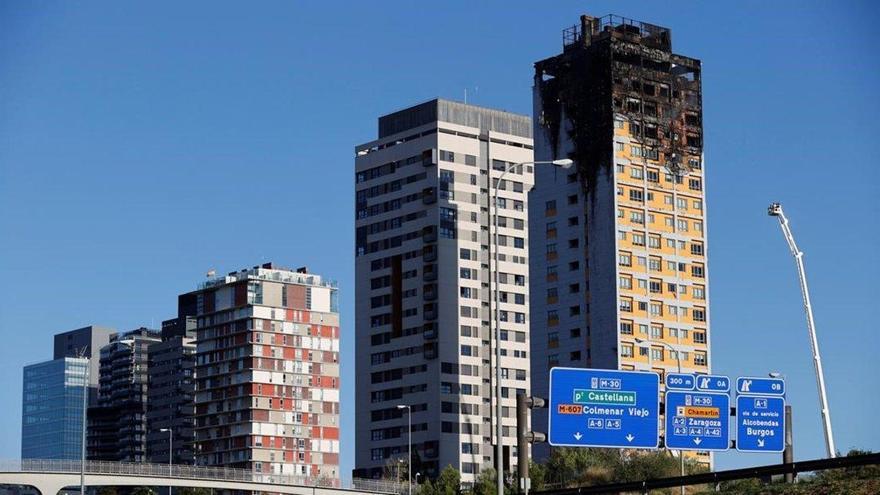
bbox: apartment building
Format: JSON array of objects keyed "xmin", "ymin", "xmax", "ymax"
[
  {"xmin": 88, "ymin": 328, "xmax": 162, "ymax": 461},
  {"xmin": 354, "ymin": 99, "xmax": 534, "ymax": 482},
  {"xmin": 530, "ymin": 15, "xmax": 711, "ymax": 460},
  {"xmin": 146, "ymin": 316, "xmax": 197, "ymax": 464},
  {"xmin": 181, "ymin": 263, "xmax": 340, "ymax": 478}
]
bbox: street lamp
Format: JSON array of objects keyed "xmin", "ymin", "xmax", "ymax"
[
  {"xmin": 396, "ymin": 404, "xmax": 412, "ymax": 495},
  {"xmin": 77, "ymin": 349, "xmax": 89, "ymax": 495},
  {"xmin": 492, "ymin": 158, "xmax": 572, "ymax": 495},
  {"xmin": 634, "ymin": 338, "xmax": 685, "ymax": 495},
  {"xmin": 159, "ymin": 428, "xmax": 173, "ymax": 495}
]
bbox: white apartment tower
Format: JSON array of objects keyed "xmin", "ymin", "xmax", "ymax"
[{"xmin": 354, "ymin": 99, "xmax": 534, "ymax": 483}]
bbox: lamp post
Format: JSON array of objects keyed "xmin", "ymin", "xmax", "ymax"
[
  {"xmin": 160, "ymin": 428, "xmax": 173, "ymax": 495},
  {"xmin": 635, "ymin": 337, "xmax": 685, "ymax": 495},
  {"xmin": 78, "ymin": 349, "xmax": 89, "ymax": 495},
  {"xmin": 492, "ymin": 158, "xmax": 572, "ymax": 495},
  {"xmin": 396, "ymin": 404, "xmax": 411, "ymax": 495}
]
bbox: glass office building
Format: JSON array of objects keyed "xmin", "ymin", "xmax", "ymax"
[{"xmin": 21, "ymin": 357, "xmax": 88, "ymax": 459}]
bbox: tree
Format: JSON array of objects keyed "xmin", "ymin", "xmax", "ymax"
[
  {"xmin": 96, "ymin": 487, "xmax": 118, "ymax": 495},
  {"xmin": 434, "ymin": 465, "xmax": 461, "ymax": 495},
  {"xmin": 528, "ymin": 461, "xmax": 546, "ymax": 492},
  {"xmin": 470, "ymin": 467, "xmax": 496, "ymax": 495},
  {"xmin": 130, "ymin": 488, "xmax": 157, "ymax": 495}
]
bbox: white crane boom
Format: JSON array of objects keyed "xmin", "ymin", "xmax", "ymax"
[{"xmin": 768, "ymin": 202, "xmax": 836, "ymax": 458}]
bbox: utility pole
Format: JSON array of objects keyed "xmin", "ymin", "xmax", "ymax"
[
  {"xmin": 768, "ymin": 203, "xmax": 836, "ymax": 458},
  {"xmin": 516, "ymin": 394, "xmax": 546, "ymax": 495}
]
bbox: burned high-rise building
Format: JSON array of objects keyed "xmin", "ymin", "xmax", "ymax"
[{"xmin": 530, "ymin": 14, "xmax": 711, "ymax": 462}]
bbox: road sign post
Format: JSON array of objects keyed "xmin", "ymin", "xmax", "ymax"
[{"xmin": 548, "ymin": 367, "xmax": 660, "ymax": 448}]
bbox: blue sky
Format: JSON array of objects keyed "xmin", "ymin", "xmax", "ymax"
[{"xmin": 1, "ymin": 0, "xmax": 878, "ymax": 473}]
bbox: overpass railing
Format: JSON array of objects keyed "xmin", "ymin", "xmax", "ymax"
[{"xmin": 2, "ymin": 460, "xmax": 405, "ymax": 494}]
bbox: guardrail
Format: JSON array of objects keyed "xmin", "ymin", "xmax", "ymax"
[{"xmin": 1, "ymin": 460, "xmax": 405, "ymax": 494}]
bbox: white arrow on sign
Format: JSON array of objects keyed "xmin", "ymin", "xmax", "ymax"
[
  {"xmin": 757, "ymin": 438, "xmax": 765, "ymax": 448},
  {"xmin": 693, "ymin": 437, "xmax": 702, "ymax": 445},
  {"xmin": 574, "ymin": 432, "xmax": 583, "ymax": 441},
  {"xmin": 625, "ymin": 434, "xmax": 635, "ymax": 442}
]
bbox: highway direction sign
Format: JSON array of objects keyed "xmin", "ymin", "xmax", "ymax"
[
  {"xmin": 665, "ymin": 390, "xmax": 730, "ymax": 451},
  {"xmin": 666, "ymin": 373, "xmax": 696, "ymax": 390},
  {"xmin": 548, "ymin": 367, "xmax": 660, "ymax": 448},
  {"xmin": 736, "ymin": 395, "xmax": 786, "ymax": 452},
  {"xmin": 694, "ymin": 374, "xmax": 730, "ymax": 393},
  {"xmin": 736, "ymin": 377, "xmax": 785, "ymax": 396}
]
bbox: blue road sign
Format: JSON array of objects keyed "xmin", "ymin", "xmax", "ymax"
[
  {"xmin": 666, "ymin": 373, "xmax": 696, "ymax": 390},
  {"xmin": 736, "ymin": 395, "xmax": 785, "ymax": 452},
  {"xmin": 736, "ymin": 377, "xmax": 785, "ymax": 396},
  {"xmin": 694, "ymin": 374, "xmax": 730, "ymax": 393},
  {"xmin": 548, "ymin": 367, "xmax": 660, "ymax": 448},
  {"xmin": 665, "ymin": 390, "xmax": 730, "ymax": 451}
]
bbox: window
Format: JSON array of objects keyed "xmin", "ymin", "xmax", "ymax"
[
  {"xmin": 619, "ymin": 276, "xmax": 632, "ymax": 289},
  {"xmin": 545, "ymin": 200, "xmax": 556, "ymax": 213},
  {"xmin": 620, "ymin": 321, "xmax": 633, "ymax": 335},
  {"xmin": 630, "ymin": 211, "xmax": 644, "ymax": 224},
  {"xmin": 568, "ymin": 216, "xmax": 579, "ymax": 226},
  {"xmin": 621, "ymin": 345, "xmax": 634, "ymax": 358},
  {"xmin": 632, "ymin": 233, "xmax": 645, "ymax": 246},
  {"xmin": 664, "ymin": 194, "xmax": 673, "ymax": 205},
  {"xmin": 651, "ymin": 325, "xmax": 663, "ymax": 339},
  {"xmin": 620, "ymin": 299, "xmax": 633, "ymax": 312},
  {"xmin": 693, "ymin": 286, "xmax": 705, "ymax": 299},
  {"xmin": 567, "ymin": 194, "xmax": 578, "ymax": 205},
  {"xmin": 676, "ymin": 197, "xmax": 687, "ymax": 209},
  {"xmin": 691, "ymin": 242, "xmax": 704, "ymax": 255},
  {"xmin": 629, "ymin": 189, "xmax": 644, "ymax": 202},
  {"xmin": 689, "ymin": 178, "xmax": 702, "ymax": 191},
  {"xmin": 569, "ymin": 283, "xmax": 580, "ymax": 293},
  {"xmin": 630, "ymin": 167, "xmax": 644, "ymax": 179},
  {"xmin": 694, "ymin": 331, "xmax": 707, "ymax": 344},
  {"xmin": 649, "ymin": 280, "xmax": 662, "ymax": 294},
  {"xmin": 692, "ymin": 265, "xmax": 705, "ymax": 278},
  {"xmin": 693, "ymin": 308, "xmax": 706, "ymax": 322},
  {"xmin": 648, "ymin": 258, "xmax": 661, "ymax": 271},
  {"xmin": 649, "ymin": 302, "xmax": 663, "ymax": 316},
  {"xmin": 676, "ymin": 219, "xmax": 689, "ymax": 232},
  {"xmin": 648, "ymin": 235, "xmax": 660, "ymax": 248},
  {"xmin": 647, "ymin": 170, "xmax": 659, "ymax": 182},
  {"xmin": 694, "ymin": 199, "xmax": 703, "ymax": 210},
  {"xmin": 694, "ymin": 352, "xmax": 707, "ymax": 366},
  {"xmin": 619, "ymin": 252, "xmax": 632, "ymax": 266}
]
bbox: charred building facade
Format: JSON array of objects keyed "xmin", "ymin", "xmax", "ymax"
[{"xmin": 530, "ymin": 15, "xmax": 711, "ymax": 462}]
